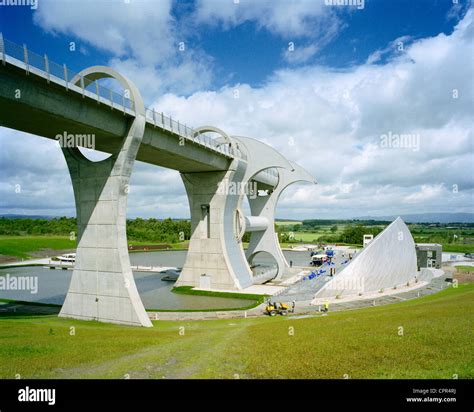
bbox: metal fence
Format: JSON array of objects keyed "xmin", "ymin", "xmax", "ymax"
[{"xmin": 0, "ymin": 33, "xmax": 245, "ymax": 160}]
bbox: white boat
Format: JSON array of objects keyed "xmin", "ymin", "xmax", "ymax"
[{"xmin": 58, "ymin": 253, "xmax": 76, "ymax": 264}]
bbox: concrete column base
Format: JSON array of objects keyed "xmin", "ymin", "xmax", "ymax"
[
  {"xmin": 176, "ymin": 164, "xmax": 253, "ymax": 291},
  {"xmin": 59, "ymin": 148, "xmax": 151, "ymax": 327},
  {"xmin": 58, "ymin": 66, "xmax": 151, "ymax": 327}
]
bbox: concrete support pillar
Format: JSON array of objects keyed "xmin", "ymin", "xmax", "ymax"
[
  {"xmin": 176, "ymin": 133, "xmax": 313, "ymax": 291},
  {"xmin": 59, "ymin": 66, "xmax": 152, "ymax": 327},
  {"xmin": 246, "ymin": 186, "xmax": 288, "ymax": 279},
  {"xmin": 176, "ymin": 160, "xmax": 254, "ymax": 290},
  {"xmin": 246, "ymin": 163, "xmax": 316, "ymax": 280}
]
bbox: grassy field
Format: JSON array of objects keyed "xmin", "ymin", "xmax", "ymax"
[
  {"xmin": 442, "ymin": 244, "xmax": 474, "ymax": 253},
  {"xmin": 0, "ymin": 236, "xmax": 189, "ymax": 260},
  {"xmin": 455, "ymin": 266, "xmax": 474, "ymax": 272},
  {"xmin": 277, "ymin": 229, "xmax": 474, "ymax": 253},
  {"xmin": 0, "ymin": 235, "xmax": 76, "ymax": 259},
  {"xmin": 0, "ymin": 284, "xmax": 472, "ymax": 379},
  {"xmin": 275, "ymin": 220, "xmax": 302, "ymax": 226},
  {"xmin": 2, "ymin": 230, "xmax": 473, "ymax": 260}
]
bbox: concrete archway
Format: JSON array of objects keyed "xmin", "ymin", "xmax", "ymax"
[{"xmin": 59, "ymin": 66, "xmax": 152, "ymax": 327}]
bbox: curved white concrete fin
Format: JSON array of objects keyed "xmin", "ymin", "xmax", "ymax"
[
  {"xmin": 70, "ymin": 65, "xmax": 145, "ymax": 114},
  {"xmin": 231, "ymin": 135, "xmax": 293, "ymax": 176},
  {"xmin": 289, "ymin": 161, "xmax": 317, "ymax": 185}
]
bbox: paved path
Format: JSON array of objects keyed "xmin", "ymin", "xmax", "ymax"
[{"xmin": 147, "ymin": 276, "xmax": 453, "ymax": 321}]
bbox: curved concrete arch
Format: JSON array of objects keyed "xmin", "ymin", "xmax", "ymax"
[
  {"xmin": 60, "ymin": 66, "xmax": 152, "ymax": 327},
  {"xmin": 71, "ymin": 65, "xmax": 145, "ymax": 115},
  {"xmin": 222, "ymin": 136, "xmax": 295, "ymax": 285},
  {"xmin": 177, "ymin": 135, "xmax": 296, "ymax": 290},
  {"xmin": 194, "ymin": 125, "xmax": 235, "ymax": 148},
  {"xmin": 231, "ymin": 135, "xmax": 294, "ymax": 180},
  {"xmin": 246, "ymin": 161, "xmax": 317, "ymax": 280}
]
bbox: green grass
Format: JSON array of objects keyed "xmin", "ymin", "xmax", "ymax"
[
  {"xmin": 172, "ymin": 286, "xmax": 266, "ymax": 301},
  {"xmin": 0, "ymin": 284, "xmax": 472, "ymax": 379},
  {"xmin": 0, "ymin": 236, "xmax": 190, "ymax": 260},
  {"xmin": 165, "ymin": 286, "xmax": 266, "ymax": 311},
  {"xmin": 455, "ymin": 266, "xmax": 474, "ymax": 272},
  {"xmin": 275, "ymin": 221, "xmax": 302, "ymax": 226},
  {"xmin": 0, "ymin": 235, "xmax": 76, "ymax": 259},
  {"xmin": 442, "ymin": 244, "xmax": 474, "ymax": 253}
]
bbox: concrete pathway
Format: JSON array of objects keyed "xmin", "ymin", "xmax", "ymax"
[{"xmin": 147, "ymin": 276, "xmax": 453, "ymax": 321}]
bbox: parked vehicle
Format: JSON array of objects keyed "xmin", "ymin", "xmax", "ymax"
[
  {"xmin": 311, "ymin": 253, "xmax": 327, "ymax": 266},
  {"xmin": 264, "ymin": 301, "xmax": 295, "ymax": 316}
]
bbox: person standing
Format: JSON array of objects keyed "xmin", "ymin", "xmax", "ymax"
[{"xmin": 324, "ymin": 301, "xmax": 330, "ymax": 314}]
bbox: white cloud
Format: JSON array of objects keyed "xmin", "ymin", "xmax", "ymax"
[
  {"xmin": 404, "ymin": 184, "xmax": 445, "ymax": 204},
  {"xmin": 33, "ymin": 0, "xmax": 213, "ymax": 99},
  {"xmin": 151, "ymin": 10, "xmax": 474, "ymax": 218},
  {"xmin": 194, "ymin": 0, "xmax": 339, "ymax": 38},
  {"xmin": 1, "ymin": 5, "xmax": 472, "ymax": 220},
  {"xmin": 34, "ymin": 0, "xmax": 175, "ymax": 64},
  {"xmin": 283, "ymin": 43, "xmax": 319, "ymax": 64}
]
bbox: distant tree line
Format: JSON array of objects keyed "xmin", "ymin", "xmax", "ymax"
[
  {"xmin": 0, "ymin": 217, "xmax": 191, "ymax": 243},
  {"xmin": 289, "ymin": 219, "xmax": 391, "ymax": 232},
  {"xmin": 277, "ymin": 220, "xmax": 474, "ymax": 246},
  {"xmin": 277, "ymin": 223, "xmax": 383, "ymax": 245}
]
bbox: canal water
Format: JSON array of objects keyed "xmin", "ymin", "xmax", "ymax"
[{"xmin": 0, "ymin": 250, "xmax": 311, "ymax": 310}]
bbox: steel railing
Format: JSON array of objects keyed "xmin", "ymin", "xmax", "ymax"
[{"xmin": 0, "ymin": 33, "xmax": 249, "ymax": 160}]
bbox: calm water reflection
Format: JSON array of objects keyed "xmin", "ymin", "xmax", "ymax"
[{"xmin": 0, "ymin": 250, "xmax": 311, "ymax": 310}]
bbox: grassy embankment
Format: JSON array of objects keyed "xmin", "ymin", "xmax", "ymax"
[
  {"xmin": 455, "ymin": 266, "xmax": 473, "ymax": 272},
  {"xmin": 0, "ymin": 284, "xmax": 472, "ymax": 379},
  {"xmin": 154, "ymin": 286, "xmax": 267, "ymax": 312}
]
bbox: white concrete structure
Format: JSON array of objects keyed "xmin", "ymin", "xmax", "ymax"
[
  {"xmin": 0, "ymin": 36, "xmax": 316, "ymax": 325},
  {"xmin": 313, "ymin": 217, "xmax": 417, "ymax": 300},
  {"xmin": 176, "ymin": 134, "xmax": 315, "ymax": 290},
  {"xmin": 245, "ymin": 160, "xmax": 316, "ymax": 280},
  {"xmin": 363, "ymin": 234, "xmax": 374, "ymax": 247},
  {"xmin": 59, "ymin": 66, "xmax": 152, "ymax": 327}
]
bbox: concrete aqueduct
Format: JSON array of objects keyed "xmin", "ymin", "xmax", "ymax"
[{"xmin": 0, "ymin": 35, "xmax": 316, "ymax": 326}]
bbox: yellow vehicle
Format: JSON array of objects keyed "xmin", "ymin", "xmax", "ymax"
[{"xmin": 265, "ymin": 301, "xmax": 294, "ymax": 316}]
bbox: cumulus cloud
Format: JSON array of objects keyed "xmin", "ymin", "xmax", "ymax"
[
  {"xmin": 283, "ymin": 43, "xmax": 319, "ymax": 64},
  {"xmin": 194, "ymin": 0, "xmax": 339, "ymax": 38},
  {"xmin": 152, "ymin": 10, "xmax": 474, "ymax": 218},
  {"xmin": 1, "ymin": 4, "xmax": 472, "ymax": 220},
  {"xmin": 33, "ymin": 0, "xmax": 214, "ymax": 100},
  {"xmin": 0, "ymin": 130, "xmax": 188, "ymax": 218},
  {"xmin": 195, "ymin": 0, "xmax": 342, "ymax": 64}
]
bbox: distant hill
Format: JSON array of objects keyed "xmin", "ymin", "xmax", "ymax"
[
  {"xmin": 0, "ymin": 214, "xmax": 190, "ymax": 221},
  {"xmin": 353, "ymin": 213, "xmax": 474, "ymax": 224},
  {"xmin": 0, "ymin": 214, "xmax": 57, "ymax": 220},
  {"xmin": 2, "ymin": 213, "xmax": 473, "ymax": 224}
]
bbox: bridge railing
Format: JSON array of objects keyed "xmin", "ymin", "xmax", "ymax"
[{"xmin": 0, "ymin": 34, "xmax": 247, "ymax": 160}]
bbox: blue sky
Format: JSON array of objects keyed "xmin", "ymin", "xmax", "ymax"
[
  {"xmin": 0, "ymin": 0, "xmax": 466, "ymax": 92},
  {"xmin": 0, "ymin": 0, "xmax": 473, "ymax": 219}
]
